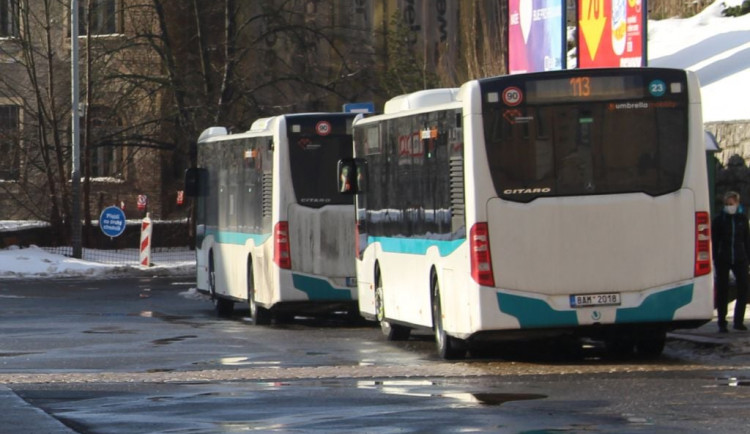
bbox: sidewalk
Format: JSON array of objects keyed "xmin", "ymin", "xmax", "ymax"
[
  {"xmin": 0, "ymin": 386, "xmax": 74, "ymax": 433},
  {"xmin": 669, "ymin": 305, "xmax": 750, "ymax": 349}
]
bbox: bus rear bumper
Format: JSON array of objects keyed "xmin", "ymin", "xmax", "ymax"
[
  {"xmin": 465, "ymin": 319, "xmax": 710, "ymax": 343},
  {"xmin": 490, "ymin": 281, "xmax": 711, "ymax": 329}
]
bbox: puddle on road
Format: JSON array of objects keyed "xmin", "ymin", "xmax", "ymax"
[
  {"xmin": 717, "ymin": 376, "xmax": 750, "ymax": 387},
  {"xmin": 83, "ymin": 326, "xmax": 137, "ymax": 335},
  {"xmin": 0, "ymin": 352, "xmax": 39, "ymax": 358},
  {"xmin": 471, "ymin": 393, "xmax": 547, "ymax": 406},
  {"xmin": 356, "ymin": 380, "xmax": 547, "ymax": 406},
  {"xmin": 191, "ymin": 356, "xmax": 286, "ymax": 368},
  {"xmin": 151, "ymin": 335, "xmax": 197, "ymax": 346},
  {"xmin": 134, "ymin": 311, "xmax": 191, "ymax": 322},
  {"xmin": 145, "ymin": 368, "xmax": 175, "ymax": 373},
  {"xmin": 134, "ymin": 311, "xmax": 206, "ymax": 328}
]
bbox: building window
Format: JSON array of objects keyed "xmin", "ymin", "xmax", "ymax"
[
  {"xmin": 85, "ymin": 106, "xmax": 123, "ymax": 179},
  {"xmin": 92, "ymin": 144, "xmax": 121, "ymax": 178},
  {"xmin": 80, "ymin": 0, "xmax": 118, "ymax": 35},
  {"xmin": 0, "ymin": 0, "xmax": 19, "ymax": 38},
  {"xmin": 0, "ymin": 105, "xmax": 20, "ymax": 180}
]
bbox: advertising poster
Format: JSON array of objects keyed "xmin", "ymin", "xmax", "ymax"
[
  {"xmin": 509, "ymin": 0, "xmax": 566, "ymax": 74},
  {"xmin": 578, "ymin": 0, "xmax": 646, "ymax": 68}
]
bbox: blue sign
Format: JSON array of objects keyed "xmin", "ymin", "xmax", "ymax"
[
  {"xmin": 99, "ymin": 206, "xmax": 126, "ymax": 238},
  {"xmin": 649, "ymin": 80, "xmax": 666, "ymax": 97},
  {"xmin": 343, "ymin": 102, "xmax": 375, "ymax": 114}
]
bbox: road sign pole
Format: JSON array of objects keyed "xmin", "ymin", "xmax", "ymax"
[{"xmin": 71, "ymin": 0, "xmax": 82, "ymax": 258}]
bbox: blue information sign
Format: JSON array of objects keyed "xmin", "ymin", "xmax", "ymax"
[
  {"xmin": 343, "ymin": 102, "xmax": 375, "ymax": 114},
  {"xmin": 99, "ymin": 206, "xmax": 126, "ymax": 238}
]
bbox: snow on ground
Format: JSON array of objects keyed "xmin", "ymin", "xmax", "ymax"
[
  {"xmin": 649, "ymin": 0, "xmax": 750, "ymax": 122},
  {"xmin": 0, "ymin": 2, "xmax": 748, "ymax": 278},
  {"xmin": 0, "ymin": 245, "xmax": 194, "ymax": 279}
]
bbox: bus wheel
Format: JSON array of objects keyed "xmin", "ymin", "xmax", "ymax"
[
  {"xmin": 635, "ymin": 332, "xmax": 666, "ymax": 358},
  {"xmin": 375, "ymin": 274, "xmax": 410, "ymax": 341},
  {"xmin": 209, "ymin": 253, "xmax": 233, "ymax": 318},
  {"xmin": 247, "ymin": 260, "xmax": 271, "ymax": 325},
  {"xmin": 432, "ymin": 280, "xmax": 466, "ymax": 360}
]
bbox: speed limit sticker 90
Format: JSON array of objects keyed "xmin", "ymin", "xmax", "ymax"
[
  {"xmin": 502, "ymin": 87, "xmax": 523, "ymax": 106},
  {"xmin": 316, "ymin": 121, "xmax": 332, "ymax": 136}
]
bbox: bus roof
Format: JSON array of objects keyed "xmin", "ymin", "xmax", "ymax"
[
  {"xmin": 384, "ymin": 88, "xmax": 460, "ymax": 114},
  {"xmin": 198, "ymin": 113, "xmax": 359, "ymax": 143},
  {"xmin": 197, "ymin": 126, "xmax": 228, "ymax": 142}
]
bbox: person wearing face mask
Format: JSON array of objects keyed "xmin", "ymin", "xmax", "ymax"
[{"xmin": 712, "ymin": 191, "xmax": 750, "ymax": 333}]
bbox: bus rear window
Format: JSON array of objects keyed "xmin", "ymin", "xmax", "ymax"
[
  {"xmin": 288, "ymin": 133, "xmax": 354, "ymax": 208},
  {"xmin": 483, "ymin": 100, "xmax": 688, "ymax": 202}
]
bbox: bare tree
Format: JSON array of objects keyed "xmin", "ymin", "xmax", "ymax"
[
  {"xmin": 0, "ymin": 0, "xmax": 74, "ymax": 241},
  {"xmin": 458, "ymin": 1, "xmax": 508, "ymax": 81},
  {"xmin": 0, "ymin": 0, "xmax": 379, "ymax": 240},
  {"xmin": 379, "ymin": 10, "xmax": 440, "ymax": 97}
]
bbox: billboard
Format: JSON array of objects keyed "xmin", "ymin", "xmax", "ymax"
[
  {"xmin": 508, "ymin": 0, "xmax": 566, "ymax": 74},
  {"xmin": 577, "ymin": 0, "xmax": 646, "ymax": 68}
]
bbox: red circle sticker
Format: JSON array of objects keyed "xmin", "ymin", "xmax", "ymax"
[
  {"xmin": 316, "ymin": 121, "xmax": 332, "ymax": 136},
  {"xmin": 502, "ymin": 87, "xmax": 523, "ymax": 106}
]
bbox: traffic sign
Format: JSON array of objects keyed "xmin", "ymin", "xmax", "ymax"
[
  {"xmin": 99, "ymin": 206, "xmax": 126, "ymax": 238},
  {"xmin": 316, "ymin": 121, "xmax": 332, "ymax": 136},
  {"xmin": 137, "ymin": 194, "xmax": 148, "ymax": 211},
  {"xmin": 343, "ymin": 102, "xmax": 375, "ymax": 114}
]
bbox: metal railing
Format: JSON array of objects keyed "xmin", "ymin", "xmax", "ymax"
[{"xmin": 42, "ymin": 246, "xmax": 195, "ymax": 266}]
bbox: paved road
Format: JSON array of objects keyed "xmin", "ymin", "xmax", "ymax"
[{"xmin": 0, "ymin": 276, "xmax": 748, "ymax": 433}]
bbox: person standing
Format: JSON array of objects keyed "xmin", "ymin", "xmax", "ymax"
[{"xmin": 712, "ymin": 191, "xmax": 750, "ymax": 333}]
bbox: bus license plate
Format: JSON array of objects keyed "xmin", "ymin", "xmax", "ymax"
[{"xmin": 570, "ymin": 293, "xmax": 621, "ymax": 308}]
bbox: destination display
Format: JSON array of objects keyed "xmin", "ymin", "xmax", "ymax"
[{"xmin": 525, "ymin": 75, "xmax": 645, "ymax": 103}]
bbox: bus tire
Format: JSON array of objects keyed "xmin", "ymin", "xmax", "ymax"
[
  {"xmin": 635, "ymin": 332, "xmax": 666, "ymax": 358},
  {"xmin": 247, "ymin": 258, "xmax": 271, "ymax": 326},
  {"xmin": 375, "ymin": 271, "xmax": 410, "ymax": 341},
  {"xmin": 432, "ymin": 278, "xmax": 466, "ymax": 360},
  {"xmin": 209, "ymin": 252, "xmax": 233, "ymax": 318}
]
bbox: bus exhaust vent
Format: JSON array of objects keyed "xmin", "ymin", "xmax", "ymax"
[
  {"xmin": 262, "ymin": 173, "xmax": 273, "ymax": 218},
  {"xmin": 450, "ymin": 156, "xmax": 464, "ymax": 218}
]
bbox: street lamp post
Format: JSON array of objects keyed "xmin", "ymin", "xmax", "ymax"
[{"xmin": 71, "ymin": 0, "xmax": 82, "ymax": 258}]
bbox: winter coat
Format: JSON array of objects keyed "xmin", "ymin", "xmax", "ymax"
[{"xmin": 712, "ymin": 209, "xmax": 750, "ymax": 265}]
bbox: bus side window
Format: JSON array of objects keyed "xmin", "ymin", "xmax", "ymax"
[{"xmin": 185, "ymin": 167, "xmax": 208, "ymax": 197}]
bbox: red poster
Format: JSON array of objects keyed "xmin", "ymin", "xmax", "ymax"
[{"xmin": 578, "ymin": 0, "xmax": 645, "ymax": 68}]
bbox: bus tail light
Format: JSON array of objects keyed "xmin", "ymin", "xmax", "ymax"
[
  {"xmin": 694, "ymin": 212, "xmax": 711, "ymax": 277},
  {"xmin": 470, "ymin": 222, "xmax": 495, "ymax": 287},
  {"xmin": 274, "ymin": 221, "xmax": 292, "ymax": 269}
]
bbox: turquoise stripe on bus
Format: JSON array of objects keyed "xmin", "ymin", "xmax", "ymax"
[
  {"xmin": 615, "ymin": 284, "xmax": 693, "ymax": 323},
  {"xmin": 496, "ymin": 293, "xmax": 578, "ymax": 328},
  {"xmin": 292, "ymin": 274, "xmax": 354, "ymax": 301},
  {"xmin": 206, "ymin": 229, "xmax": 271, "ymax": 246},
  {"xmin": 497, "ymin": 284, "xmax": 695, "ymax": 328},
  {"xmin": 369, "ymin": 236, "xmax": 464, "ymax": 257}
]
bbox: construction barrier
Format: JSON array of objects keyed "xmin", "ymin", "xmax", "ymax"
[{"xmin": 139, "ymin": 213, "xmax": 153, "ymax": 267}]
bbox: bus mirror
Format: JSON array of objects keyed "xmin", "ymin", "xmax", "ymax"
[
  {"xmin": 338, "ymin": 159, "xmax": 357, "ymax": 194},
  {"xmin": 184, "ymin": 167, "xmax": 207, "ymax": 197}
]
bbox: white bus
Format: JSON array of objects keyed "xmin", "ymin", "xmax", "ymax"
[
  {"xmin": 186, "ymin": 113, "xmax": 359, "ymax": 324},
  {"xmin": 339, "ymin": 68, "xmax": 713, "ymax": 359}
]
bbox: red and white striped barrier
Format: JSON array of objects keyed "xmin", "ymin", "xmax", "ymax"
[{"xmin": 140, "ymin": 213, "xmax": 152, "ymax": 267}]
